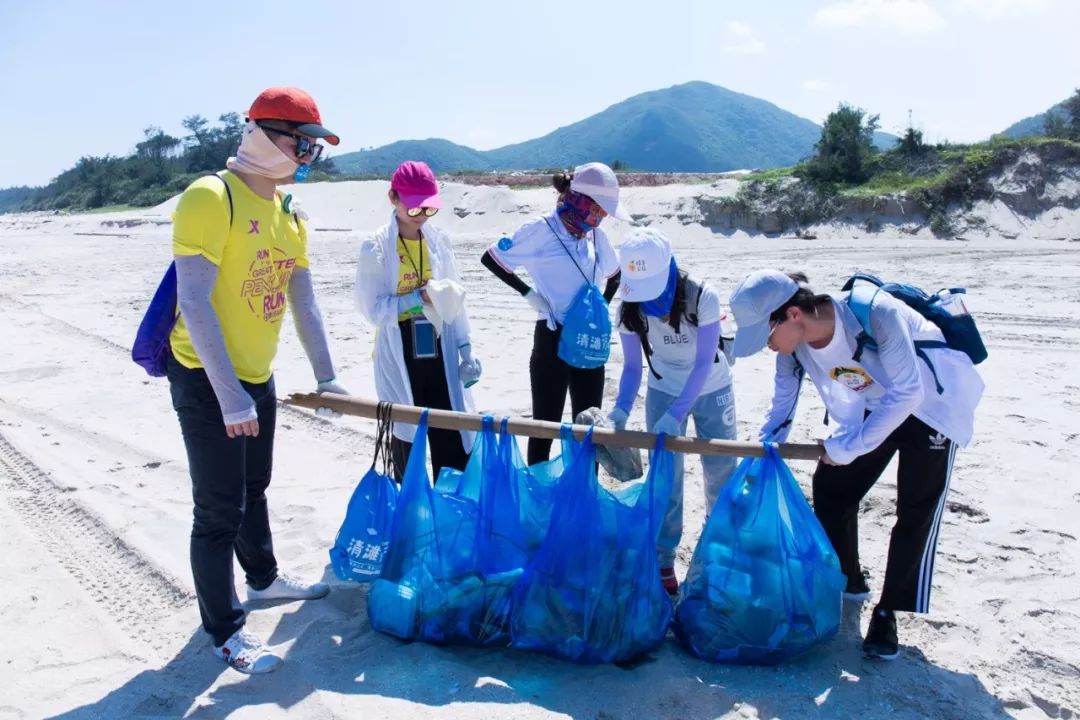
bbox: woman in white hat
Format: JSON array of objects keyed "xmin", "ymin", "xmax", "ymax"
[
  {"xmin": 609, "ymin": 228, "xmax": 738, "ymax": 596},
  {"xmin": 481, "ymin": 163, "xmax": 625, "ymax": 464}
]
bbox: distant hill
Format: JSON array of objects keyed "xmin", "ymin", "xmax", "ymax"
[
  {"xmin": 334, "ymin": 81, "xmax": 896, "ymax": 175},
  {"xmin": 1000, "ymin": 99, "xmax": 1069, "ymax": 139}
]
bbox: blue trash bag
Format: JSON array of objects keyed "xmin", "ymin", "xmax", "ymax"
[
  {"xmin": 510, "ymin": 429, "xmax": 675, "ymax": 664},
  {"xmin": 511, "ymin": 426, "xmax": 564, "ymax": 553},
  {"xmin": 368, "ymin": 412, "xmax": 527, "ymax": 646},
  {"xmin": 328, "ymin": 404, "xmax": 398, "ymax": 582},
  {"xmin": 673, "ymin": 443, "xmax": 845, "ymax": 664}
]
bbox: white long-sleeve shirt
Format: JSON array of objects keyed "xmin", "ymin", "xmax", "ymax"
[{"xmin": 760, "ymin": 293, "xmax": 984, "ymax": 464}]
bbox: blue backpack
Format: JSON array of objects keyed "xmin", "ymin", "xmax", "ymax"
[
  {"xmin": 842, "ymin": 272, "xmax": 988, "ymax": 394},
  {"xmin": 130, "ymin": 174, "xmax": 233, "ymax": 376}
]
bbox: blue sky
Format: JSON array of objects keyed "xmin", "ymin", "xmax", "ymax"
[{"xmin": 2, "ymin": 0, "xmax": 1078, "ymax": 187}]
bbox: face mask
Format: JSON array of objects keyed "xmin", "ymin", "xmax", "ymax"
[
  {"xmin": 226, "ymin": 120, "xmax": 299, "ymax": 180},
  {"xmin": 556, "ymin": 190, "xmax": 603, "ymax": 237},
  {"xmin": 640, "ymin": 258, "xmax": 679, "ymax": 317}
]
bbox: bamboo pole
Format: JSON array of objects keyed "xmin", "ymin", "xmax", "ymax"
[{"xmin": 285, "ymin": 393, "xmax": 823, "ymax": 462}]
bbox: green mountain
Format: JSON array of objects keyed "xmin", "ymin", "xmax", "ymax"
[
  {"xmin": 333, "ymin": 81, "xmax": 895, "ymax": 174},
  {"xmin": 1000, "ymin": 100, "xmax": 1069, "ymax": 139}
]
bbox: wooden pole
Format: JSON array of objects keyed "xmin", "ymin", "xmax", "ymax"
[{"xmin": 284, "ymin": 393, "xmax": 823, "ymax": 462}]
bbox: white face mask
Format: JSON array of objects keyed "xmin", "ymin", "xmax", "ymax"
[{"xmin": 226, "ymin": 120, "xmax": 298, "ymax": 180}]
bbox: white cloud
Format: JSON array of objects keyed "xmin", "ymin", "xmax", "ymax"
[
  {"xmin": 723, "ymin": 21, "xmax": 766, "ymax": 54},
  {"xmin": 815, "ymin": 0, "xmax": 946, "ymax": 34},
  {"xmin": 951, "ymin": 0, "xmax": 1052, "ymax": 20},
  {"xmin": 802, "ymin": 79, "xmax": 832, "ymax": 92}
]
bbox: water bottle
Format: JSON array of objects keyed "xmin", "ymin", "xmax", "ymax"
[{"xmin": 937, "ymin": 289, "xmax": 968, "ymax": 317}]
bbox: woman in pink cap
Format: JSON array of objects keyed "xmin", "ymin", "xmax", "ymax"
[
  {"xmin": 355, "ymin": 161, "xmax": 481, "ymax": 480},
  {"xmin": 481, "ymin": 163, "xmax": 626, "ymax": 464}
]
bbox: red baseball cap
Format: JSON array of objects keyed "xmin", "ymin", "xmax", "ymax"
[
  {"xmin": 391, "ymin": 161, "xmax": 441, "ymax": 209},
  {"xmin": 247, "ymin": 86, "xmax": 339, "ymax": 145}
]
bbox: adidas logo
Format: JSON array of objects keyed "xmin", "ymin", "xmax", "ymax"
[{"xmin": 928, "ymin": 432, "xmax": 947, "ymax": 449}]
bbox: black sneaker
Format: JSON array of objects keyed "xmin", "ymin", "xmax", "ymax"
[
  {"xmin": 843, "ymin": 571, "xmax": 871, "ymax": 602},
  {"xmin": 863, "ymin": 606, "xmax": 899, "ymax": 660}
]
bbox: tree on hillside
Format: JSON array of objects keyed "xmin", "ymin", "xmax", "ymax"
[
  {"xmin": 1062, "ymin": 88, "xmax": 1080, "ymax": 140},
  {"xmin": 183, "ymin": 113, "xmax": 244, "ymax": 172},
  {"xmin": 898, "ymin": 110, "xmax": 926, "ymax": 156},
  {"xmin": 802, "ymin": 103, "xmax": 880, "ymax": 184}
]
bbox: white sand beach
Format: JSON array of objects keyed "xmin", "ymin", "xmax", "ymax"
[{"xmin": 1, "ymin": 180, "xmax": 1078, "ymax": 719}]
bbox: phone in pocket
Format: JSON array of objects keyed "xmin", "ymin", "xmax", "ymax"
[{"xmin": 411, "ymin": 318, "xmax": 438, "ymax": 359}]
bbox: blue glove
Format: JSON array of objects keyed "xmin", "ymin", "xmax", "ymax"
[
  {"xmin": 652, "ymin": 413, "xmax": 682, "ymax": 438},
  {"xmin": 606, "ymin": 407, "xmax": 629, "ymax": 431}
]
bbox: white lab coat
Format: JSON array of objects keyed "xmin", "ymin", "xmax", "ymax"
[{"xmin": 354, "ymin": 212, "xmax": 476, "ymax": 447}]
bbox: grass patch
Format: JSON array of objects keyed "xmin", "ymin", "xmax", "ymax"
[
  {"xmin": 841, "ymin": 170, "xmax": 951, "ymax": 197},
  {"xmin": 742, "ymin": 166, "xmax": 796, "ymax": 182}
]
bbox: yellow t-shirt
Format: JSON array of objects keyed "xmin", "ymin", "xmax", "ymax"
[
  {"xmin": 396, "ymin": 235, "xmax": 432, "ymax": 321},
  {"xmin": 168, "ymin": 171, "xmax": 309, "ymax": 383}
]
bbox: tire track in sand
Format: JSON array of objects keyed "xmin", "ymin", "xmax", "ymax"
[{"xmin": 0, "ymin": 431, "xmax": 193, "ymax": 649}]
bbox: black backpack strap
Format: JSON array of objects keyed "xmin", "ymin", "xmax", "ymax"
[
  {"xmin": 209, "ymin": 172, "xmax": 234, "ymax": 228},
  {"xmin": 841, "ymin": 272, "xmax": 884, "ymax": 292}
]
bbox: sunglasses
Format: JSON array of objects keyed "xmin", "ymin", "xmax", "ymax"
[
  {"xmin": 406, "ymin": 206, "xmax": 439, "ymax": 218},
  {"xmin": 258, "ymin": 123, "xmax": 324, "ymax": 162},
  {"xmin": 767, "ymin": 316, "xmax": 785, "ymax": 344}
]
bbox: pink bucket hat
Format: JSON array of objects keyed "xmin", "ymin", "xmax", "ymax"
[{"xmin": 391, "ymin": 161, "xmax": 442, "ymax": 209}]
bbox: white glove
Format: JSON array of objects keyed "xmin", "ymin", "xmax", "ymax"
[
  {"xmin": 524, "ymin": 289, "xmax": 556, "ymax": 331},
  {"xmin": 315, "ymin": 379, "xmax": 349, "ymax": 419},
  {"xmin": 652, "ymin": 412, "xmax": 682, "ymax": 438},
  {"xmin": 607, "ymin": 407, "xmax": 629, "ymax": 431},
  {"xmin": 458, "ymin": 343, "xmax": 482, "ymax": 388}
]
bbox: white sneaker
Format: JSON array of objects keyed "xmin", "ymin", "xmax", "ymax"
[
  {"xmin": 247, "ymin": 572, "xmax": 330, "ymax": 602},
  {"xmin": 213, "ymin": 629, "xmax": 282, "ymax": 674}
]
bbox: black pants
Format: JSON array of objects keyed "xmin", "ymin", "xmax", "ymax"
[
  {"xmin": 527, "ymin": 321, "xmax": 606, "ymax": 464},
  {"xmin": 167, "ymin": 356, "xmax": 279, "ymax": 647},
  {"xmin": 390, "ymin": 320, "xmax": 469, "ymax": 482},
  {"xmin": 812, "ymin": 415, "xmax": 957, "ymax": 614}
]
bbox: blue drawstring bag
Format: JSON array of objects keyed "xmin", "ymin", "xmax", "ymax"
[
  {"xmin": 368, "ymin": 412, "xmax": 527, "ymax": 646},
  {"xmin": 329, "ymin": 402, "xmax": 399, "ymax": 582},
  {"xmin": 673, "ymin": 444, "xmax": 845, "ymax": 664},
  {"xmin": 131, "ymin": 262, "xmax": 179, "ymax": 377},
  {"xmin": 543, "ymin": 217, "xmax": 611, "ymax": 369},
  {"xmin": 558, "ymin": 282, "xmax": 611, "ymax": 369},
  {"xmin": 510, "ymin": 430, "xmax": 674, "ymax": 664}
]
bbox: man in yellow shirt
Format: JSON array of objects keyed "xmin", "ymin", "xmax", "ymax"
[{"xmin": 166, "ymin": 87, "xmax": 345, "ymax": 674}]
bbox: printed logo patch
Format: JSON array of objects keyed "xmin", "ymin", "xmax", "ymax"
[
  {"xmin": 240, "ymin": 246, "xmax": 296, "ymax": 323},
  {"xmin": 248, "ymin": 220, "xmax": 260, "ymax": 234},
  {"xmin": 497, "ymin": 237, "xmax": 512, "ymax": 251},
  {"xmin": 928, "ymin": 432, "xmax": 947, "ymax": 449},
  {"xmin": 628, "ymin": 259, "xmax": 648, "ymax": 273},
  {"xmin": 830, "ymin": 365, "xmax": 875, "ymax": 393}
]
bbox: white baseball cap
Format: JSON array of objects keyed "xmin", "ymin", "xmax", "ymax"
[
  {"xmin": 571, "ymin": 162, "xmax": 631, "ymax": 221},
  {"xmin": 618, "ymin": 228, "xmax": 672, "ymax": 302}
]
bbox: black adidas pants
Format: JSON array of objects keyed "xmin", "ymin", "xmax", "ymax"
[
  {"xmin": 527, "ymin": 321, "xmax": 605, "ymax": 465},
  {"xmin": 812, "ymin": 415, "xmax": 957, "ymax": 614}
]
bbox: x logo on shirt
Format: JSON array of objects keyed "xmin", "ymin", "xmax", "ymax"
[{"xmin": 248, "ymin": 220, "xmax": 260, "ymax": 234}]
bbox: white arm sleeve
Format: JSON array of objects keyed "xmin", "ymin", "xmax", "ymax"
[
  {"xmin": 174, "ymin": 254, "xmax": 256, "ymax": 425},
  {"xmin": 287, "ymin": 266, "xmax": 336, "ymax": 383}
]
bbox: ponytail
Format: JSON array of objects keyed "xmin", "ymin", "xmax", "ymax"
[
  {"xmin": 552, "ymin": 171, "xmax": 573, "ymax": 195},
  {"xmin": 769, "ymin": 271, "xmax": 832, "ymax": 323}
]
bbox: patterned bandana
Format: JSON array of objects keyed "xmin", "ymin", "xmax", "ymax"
[
  {"xmin": 640, "ymin": 258, "xmax": 679, "ymax": 317},
  {"xmin": 556, "ymin": 190, "xmax": 603, "ymax": 237}
]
